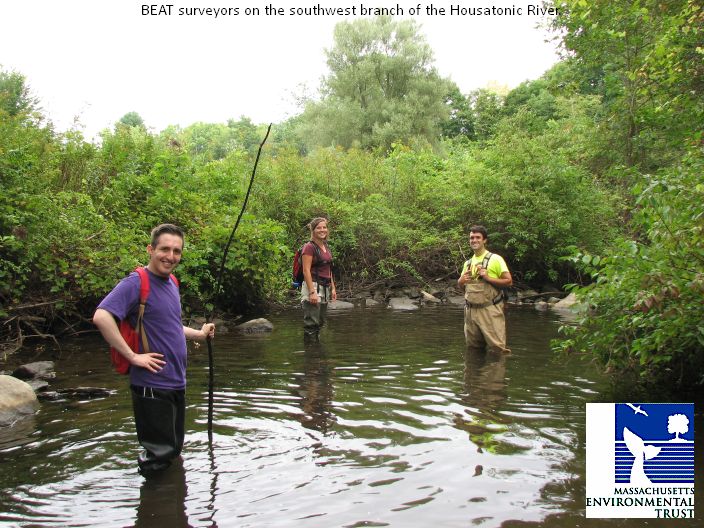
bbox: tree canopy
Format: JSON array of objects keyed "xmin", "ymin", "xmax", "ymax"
[
  {"xmin": 550, "ymin": 0, "xmax": 703, "ymax": 169},
  {"xmin": 295, "ymin": 16, "xmax": 455, "ymax": 151},
  {"xmin": 118, "ymin": 111, "xmax": 145, "ymax": 129}
]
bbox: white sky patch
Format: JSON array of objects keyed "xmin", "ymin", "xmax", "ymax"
[{"xmin": 1, "ymin": 0, "xmax": 560, "ymax": 138}]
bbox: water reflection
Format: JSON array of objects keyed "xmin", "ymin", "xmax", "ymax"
[
  {"xmin": 134, "ymin": 457, "xmax": 190, "ymax": 528},
  {"xmin": 455, "ymin": 347, "xmax": 509, "ymax": 454},
  {"xmin": 463, "ymin": 347, "xmax": 508, "ymax": 411},
  {"xmin": 292, "ymin": 340, "xmax": 336, "ymax": 433},
  {"xmin": 0, "ymin": 415, "xmax": 36, "ymax": 451}
]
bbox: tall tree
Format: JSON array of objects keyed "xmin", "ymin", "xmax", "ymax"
[
  {"xmin": 0, "ymin": 69, "xmax": 39, "ymax": 118},
  {"xmin": 549, "ymin": 0, "xmax": 703, "ymax": 168},
  {"xmin": 471, "ymin": 88, "xmax": 505, "ymax": 142},
  {"xmin": 298, "ymin": 16, "xmax": 454, "ymax": 151},
  {"xmin": 442, "ymin": 84, "xmax": 475, "ymax": 140},
  {"xmin": 118, "ymin": 111, "xmax": 145, "ymax": 129},
  {"xmin": 227, "ymin": 116, "xmax": 265, "ymax": 153}
]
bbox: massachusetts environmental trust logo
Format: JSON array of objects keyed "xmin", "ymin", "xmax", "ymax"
[{"xmin": 586, "ymin": 403, "xmax": 694, "ymax": 519}]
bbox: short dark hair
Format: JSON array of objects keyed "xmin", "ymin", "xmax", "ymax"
[
  {"xmin": 150, "ymin": 223, "xmax": 184, "ymax": 247},
  {"xmin": 469, "ymin": 225, "xmax": 488, "ymax": 240}
]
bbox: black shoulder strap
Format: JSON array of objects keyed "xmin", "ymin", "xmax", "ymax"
[
  {"xmin": 324, "ymin": 241, "xmax": 333, "ymax": 270},
  {"xmin": 309, "ymin": 241, "xmax": 322, "ymax": 265},
  {"xmin": 482, "ymin": 252, "xmax": 505, "ymax": 304}
]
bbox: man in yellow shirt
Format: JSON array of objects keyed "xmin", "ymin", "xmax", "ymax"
[{"xmin": 457, "ymin": 225, "xmax": 513, "ymax": 353}]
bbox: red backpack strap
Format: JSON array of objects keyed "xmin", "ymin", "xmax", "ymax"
[
  {"xmin": 135, "ymin": 266, "xmax": 178, "ymax": 290},
  {"xmin": 135, "ymin": 267, "xmax": 150, "ymax": 303},
  {"xmin": 133, "ymin": 267, "xmax": 151, "ymax": 354}
]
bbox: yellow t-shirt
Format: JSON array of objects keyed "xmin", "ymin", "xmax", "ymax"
[{"xmin": 461, "ymin": 251, "xmax": 509, "ymax": 281}]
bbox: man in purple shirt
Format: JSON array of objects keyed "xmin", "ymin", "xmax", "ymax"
[{"xmin": 93, "ymin": 224, "xmax": 215, "ymax": 475}]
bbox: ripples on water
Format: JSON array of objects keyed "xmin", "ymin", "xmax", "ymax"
[{"xmin": 0, "ymin": 306, "xmax": 698, "ymax": 527}]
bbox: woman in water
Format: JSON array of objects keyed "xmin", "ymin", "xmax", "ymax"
[{"xmin": 301, "ymin": 217, "xmax": 336, "ymax": 339}]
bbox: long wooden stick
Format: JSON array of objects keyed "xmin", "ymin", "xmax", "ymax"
[{"xmin": 207, "ymin": 124, "xmax": 272, "ymax": 439}]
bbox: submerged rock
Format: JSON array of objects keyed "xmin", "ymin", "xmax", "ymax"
[
  {"xmin": 388, "ymin": 297, "xmax": 419, "ymax": 311},
  {"xmin": 328, "ymin": 300, "xmax": 355, "ymax": 310},
  {"xmin": 447, "ymin": 295, "xmax": 466, "ymax": 306},
  {"xmin": 36, "ymin": 392, "xmax": 62, "ymax": 401},
  {"xmin": 26, "ymin": 380, "xmax": 49, "ymax": 392},
  {"xmin": 0, "ymin": 375, "xmax": 39, "ymax": 427},
  {"xmin": 38, "ymin": 387, "xmax": 116, "ymax": 401},
  {"xmin": 234, "ymin": 318, "xmax": 274, "ymax": 334},
  {"xmin": 58, "ymin": 387, "xmax": 116, "ymax": 398},
  {"xmin": 0, "ymin": 412, "xmax": 36, "ymax": 449},
  {"xmin": 12, "ymin": 361, "xmax": 55, "ymax": 381}
]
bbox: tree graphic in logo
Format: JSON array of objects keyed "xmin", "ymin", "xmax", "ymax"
[{"xmin": 668, "ymin": 413, "xmax": 689, "ymax": 442}]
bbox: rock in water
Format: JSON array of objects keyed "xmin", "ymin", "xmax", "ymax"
[
  {"xmin": 0, "ymin": 375, "xmax": 40, "ymax": 427},
  {"xmin": 57, "ymin": 387, "xmax": 116, "ymax": 399},
  {"xmin": 328, "ymin": 300, "xmax": 355, "ymax": 310},
  {"xmin": 446, "ymin": 295, "xmax": 466, "ymax": 306},
  {"xmin": 388, "ymin": 297, "xmax": 419, "ymax": 311},
  {"xmin": 12, "ymin": 361, "xmax": 55, "ymax": 380},
  {"xmin": 553, "ymin": 293, "xmax": 578, "ymax": 310},
  {"xmin": 234, "ymin": 318, "xmax": 274, "ymax": 334},
  {"xmin": 421, "ymin": 290, "xmax": 442, "ymax": 304}
]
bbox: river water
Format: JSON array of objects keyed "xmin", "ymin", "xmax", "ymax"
[{"xmin": 0, "ymin": 305, "xmax": 701, "ymax": 527}]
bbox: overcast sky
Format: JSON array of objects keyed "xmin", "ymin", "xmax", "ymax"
[{"xmin": 2, "ymin": 0, "xmax": 561, "ymax": 138}]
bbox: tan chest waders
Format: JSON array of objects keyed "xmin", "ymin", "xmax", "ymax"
[
  {"xmin": 463, "ymin": 252, "xmax": 504, "ymax": 308},
  {"xmin": 464, "ymin": 278, "xmax": 503, "ymax": 307},
  {"xmin": 462, "ymin": 252, "xmax": 510, "ymax": 353}
]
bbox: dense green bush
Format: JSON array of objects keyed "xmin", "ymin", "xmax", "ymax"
[
  {"xmin": 557, "ymin": 151, "xmax": 704, "ymax": 386},
  {"xmin": 0, "ymin": 80, "xmax": 288, "ymax": 337},
  {"xmin": 248, "ymin": 115, "xmax": 618, "ymax": 288},
  {"xmin": 177, "ymin": 216, "xmax": 289, "ymax": 314},
  {"xmin": 0, "ymin": 67, "xmax": 623, "ymax": 353}
]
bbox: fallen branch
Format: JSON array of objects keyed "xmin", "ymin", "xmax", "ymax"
[
  {"xmin": 7, "ymin": 300, "xmax": 64, "ymax": 312},
  {"xmin": 21, "ymin": 318, "xmax": 60, "ymax": 348},
  {"xmin": 84, "ymin": 229, "xmax": 105, "ymax": 242}
]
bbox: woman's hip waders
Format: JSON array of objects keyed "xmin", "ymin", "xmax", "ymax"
[{"xmin": 301, "ymin": 282, "xmax": 331, "ymax": 338}]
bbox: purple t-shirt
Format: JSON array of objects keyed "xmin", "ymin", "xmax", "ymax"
[
  {"xmin": 97, "ymin": 269, "xmax": 187, "ymax": 390},
  {"xmin": 302, "ymin": 242, "xmax": 333, "ymax": 281}
]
